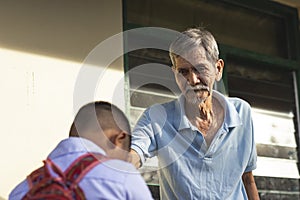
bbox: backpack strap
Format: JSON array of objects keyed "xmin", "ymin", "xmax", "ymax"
[
  {"xmin": 63, "ymin": 153, "xmax": 109, "ymax": 199},
  {"xmin": 24, "ymin": 159, "xmax": 68, "ymax": 199},
  {"xmin": 26, "ymin": 165, "xmax": 49, "ymax": 190},
  {"xmin": 25, "ymin": 153, "xmax": 109, "ymax": 199},
  {"xmin": 65, "ymin": 153, "xmax": 108, "ymax": 186}
]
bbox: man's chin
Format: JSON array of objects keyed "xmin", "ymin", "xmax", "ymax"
[
  {"xmin": 185, "ymin": 91, "xmax": 209, "ymax": 104},
  {"xmin": 185, "ymin": 94, "xmax": 207, "ymax": 105}
]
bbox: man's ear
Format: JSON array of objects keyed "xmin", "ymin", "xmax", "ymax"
[
  {"xmin": 215, "ymin": 59, "xmax": 224, "ymax": 81},
  {"xmin": 172, "ymin": 65, "xmax": 176, "ymax": 73}
]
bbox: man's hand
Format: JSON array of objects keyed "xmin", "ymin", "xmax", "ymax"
[{"xmin": 129, "ymin": 149, "xmax": 141, "ymax": 168}]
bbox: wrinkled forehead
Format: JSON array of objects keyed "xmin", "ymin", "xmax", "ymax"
[{"xmin": 174, "ymin": 47, "xmax": 212, "ymax": 67}]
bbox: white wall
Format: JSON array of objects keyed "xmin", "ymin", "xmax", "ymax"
[{"xmin": 0, "ymin": 1, "xmax": 124, "ymax": 198}]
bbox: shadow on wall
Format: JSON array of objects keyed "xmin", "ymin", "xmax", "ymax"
[{"xmin": 0, "ymin": 0, "xmax": 122, "ymax": 64}]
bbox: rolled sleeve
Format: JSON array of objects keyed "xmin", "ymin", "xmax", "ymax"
[
  {"xmin": 131, "ymin": 108, "xmax": 157, "ymax": 166},
  {"xmin": 245, "ymin": 116, "xmax": 258, "ymax": 173}
]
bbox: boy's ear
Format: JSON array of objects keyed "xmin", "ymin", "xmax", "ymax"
[{"xmin": 114, "ymin": 131, "xmax": 127, "ymax": 147}]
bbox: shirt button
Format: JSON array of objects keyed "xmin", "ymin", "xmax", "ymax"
[{"xmin": 204, "ymin": 156, "xmax": 212, "ymax": 160}]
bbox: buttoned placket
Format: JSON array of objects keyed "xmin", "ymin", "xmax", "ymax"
[{"xmin": 199, "ymin": 126, "xmax": 226, "ymax": 159}]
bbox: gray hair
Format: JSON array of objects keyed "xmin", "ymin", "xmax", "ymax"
[{"xmin": 169, "ymin": 27, "xmax": 219, "ymax": 65}]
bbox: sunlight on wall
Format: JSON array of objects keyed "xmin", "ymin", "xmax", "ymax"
[
  {"xmin": 252, "ymin": 108, "xmax": 299, "ymax": 179},
  {"xmin": 0, "ymin": 48, "xmax": 125, "ymax": 199},
  {"xmin": 252, "ymin": 108, "xmax": 296, "ymax": 147}
]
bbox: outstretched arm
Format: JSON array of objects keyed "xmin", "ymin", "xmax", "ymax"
[{"xmin": 242, "ymin": 171, "xmax": 260, "ymax": 200}]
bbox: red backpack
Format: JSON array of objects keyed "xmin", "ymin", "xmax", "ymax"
[{"xmin": 22, "ymin": 153, "xmax": 108, "ymax": 200}]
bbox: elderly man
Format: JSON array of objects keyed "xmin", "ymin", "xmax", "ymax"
[{"xmin": 130, "ymin": 27, "xmax": 259, "ymax": 199}]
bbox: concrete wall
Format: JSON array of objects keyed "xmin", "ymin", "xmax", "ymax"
[{"xmin": 0, "ymin": 1, "xmax": 124, "ymax": 198}]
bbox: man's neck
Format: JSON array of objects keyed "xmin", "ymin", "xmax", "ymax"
[
  {"xmin": 185, "ymin": 95, "xmax": 213, "ymax": 121},
  {"xmin": 185, "ymin": 94, "xmax": 224, "ymax": 141}
]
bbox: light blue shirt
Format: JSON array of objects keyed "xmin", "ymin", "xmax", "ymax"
[
  {"xmin": 9, "ymin": 137, "xmax": 153, "ymax": 200},
  {"xmin": 131, "ymin": 90, "xmax": 257, "ymax": 200}
]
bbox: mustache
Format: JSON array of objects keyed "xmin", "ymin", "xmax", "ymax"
[{"xmin": 186, "ymin": 85, "xmax": 210, "ymax": 91}]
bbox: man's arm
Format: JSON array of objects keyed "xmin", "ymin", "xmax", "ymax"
[
  {"xmin": 129, "ymin": 149, "xmax": 141, "ymax": 168},
  {"xmin": 242, "ymin": 171, "xmax": 260, "ymax": 200}
]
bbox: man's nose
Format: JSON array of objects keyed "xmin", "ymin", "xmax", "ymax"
[{"xmin": 187, "ymin": 70, "xmax": 200, "ymax": 86}]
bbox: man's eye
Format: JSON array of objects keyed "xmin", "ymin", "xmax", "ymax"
[
  {"xmin": 194, "ymin": 67, "xmax": 213, "ymax": 76},
  {"xmin": 178, "ymin": 69, "xmax": 189, "ymax": 76}
]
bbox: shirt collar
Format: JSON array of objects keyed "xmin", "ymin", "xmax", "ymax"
[
  {"xmin": 175, "ymin": 95, "xmax": 197, "ymax": 131},
  {"xmin": 48, "ymin": 137, "xmax": 106, "ymax": 159},
  {"xmin": 213, "ymin": 90, "xmax": 242, "ymax": 131},
  {"xmin": 174, "ymin": 90, "xmax": 242, "ymax": 132}
]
